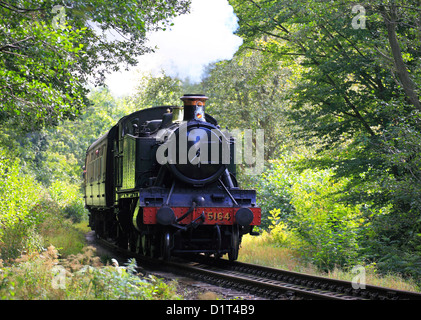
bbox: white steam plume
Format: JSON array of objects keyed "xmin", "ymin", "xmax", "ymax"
[
  {"xmin": 146, "ymin": 0, "xmax": 243, "ymax": 83},
  {"xmin": 106, "ymin": 0, "xmax": 243, "ymax": 95}
]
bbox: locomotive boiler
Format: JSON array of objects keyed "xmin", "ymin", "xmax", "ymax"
[{"xmin": 83, "ymin": 94, "xmax": 261, "ymax": 260}]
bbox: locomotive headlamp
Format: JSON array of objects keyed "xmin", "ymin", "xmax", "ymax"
[{"xmin": 194, "ymin": 101, "xmax": 205, "ymax": 121}]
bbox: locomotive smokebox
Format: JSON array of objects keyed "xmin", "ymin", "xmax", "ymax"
[{"xmin": 180, "ymin": 94, "xmax": 208, "ymax": 121}]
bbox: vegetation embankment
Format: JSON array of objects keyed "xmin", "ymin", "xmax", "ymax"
[
  {"xmin": 238, "ymin": 151, "xmax": 421, "ymax": 292},
  {"xmin": 1, "ymin": 0, "xmax": 190, "ymax": 300},
  {"xmin": 239, "ymin": 235, "xmax": 419, "ymax": 293},
  {"xmin": 227, "ymin": 0, "xmax": 421, "ymax": 286},
  {"xmin": 0, "ymin": 153, "xmax": 180, "ymax": 300}
]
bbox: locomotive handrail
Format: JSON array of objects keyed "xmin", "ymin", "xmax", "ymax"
[
  {"xmin": 218, "ymin": 178, "xmax": 238, "ymax": 206},
  {"xmin": 165, "ymin": 181, "xmax": 176, "ymax": 206}
]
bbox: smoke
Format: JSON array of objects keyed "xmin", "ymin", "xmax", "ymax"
[
  {"xmin": 145, "ymin": 0, "xmax": 243, "ymax": 83},
  {"xmin": 106, "ymin": 0, "xmax": 243, "ymax": 95}
]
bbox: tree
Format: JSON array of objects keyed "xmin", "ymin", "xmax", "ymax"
[
  {"xmin": 230, "ymin": 0, "xmax": 420, "ymax": 141},
  {"xmin": 202, "ymin": 50, "xmax": 296, "ymax": 160},
  {"xmin": 0, "ymin": 0, "xmax": 189, "ymax": 131},
  {"xmin": 230, "ymin": 0, "xmax": 421, "ymax": 276},
  {"xmin": 379, "ymin": 2, "xmax": 421, "ymax": 111},
  {"xmin": 134, "ymin": 72, "xmax": 185, "ymax": 108}
]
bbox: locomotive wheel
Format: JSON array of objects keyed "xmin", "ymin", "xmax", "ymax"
[
  {"xmin": 213, "ymin": 225, "xmax": 222, "ymax": 259},
  {"xmin": 129, "ymin": 232, "xmax": 142, "ymax": 254},
  {"xmin": 116, "ymin": 226, "xmax": 128, "ymax": 249},
  {"xmin": 143, "ymin": 234, "xmax": 152, "ymax": 257},
  {"xmin": 228, "ymin": 225, "xmax": 240, "ymax": 261},
  {"xmin": 161, "ymin": 232, "xmax": 172, "ymax": 261}
]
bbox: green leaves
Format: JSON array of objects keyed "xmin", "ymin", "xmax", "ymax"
[
  {"xmin": 203, "ymin": 49, "xmax": 296, "ymax": 160},
  {"xmin": 0, "ymin": 0, "xmax": 190, "ymax": 132},
  {"xmin": 248, "ymin": 152, "xmax": 362, "ymax": 270},
  {"xmin": 1, "ymin": 8, "xmax": 87, "ymax": 131},
  {"xmin": 0, "ymin": 147, "xmax": 44, "ymax": 259},
  {"xmin": 230, "ymin": 0, "xmax": 421, "ymax": 278},
  {"xmin": 288, "ymin": 168, "xmax": 361, "ymax": 269}
]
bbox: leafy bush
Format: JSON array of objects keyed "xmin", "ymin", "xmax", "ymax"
[
  {"xmin": 268, "ymin": 208, "xmax": 297, "ymax": 247},
  {"xmin": 0, "ymin": 149, "xmax": 88, "ymax": 260},
  {"xmin": 249, "ymin": 154, "xmax": 363, "ymax": 271},
  {"xmin": 288, "ymin": 169, "xmax": 362, "ymax": 270},
  {"xmin": 244, "ymin": 156, "xmax": 298, "ymax": 228},
  {"xmin": 48, "ymin": 180, "xmax": 87, "ymax": 223},
  {"xmin": 0, "ymin": 149, "xmax": 45, "ymax": 259},
  {"xmin": 36, "ymin": 202, "xmax": 87, "ymax": 257},
  {"xmin": 0, "ymin": 246, "xmax": 181, "ymax": 300}
]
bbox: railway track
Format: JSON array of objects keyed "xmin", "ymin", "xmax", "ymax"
[
  {"xmin": 174, "ymin": 256, "xmax": 421, "ymax": 300},
  {"xmin": 162, "ymin": 257, "xmax": 421, "ymax": 300},
  {"xmin": 163, "ymin": 258, "xmax": 353, "ymax": 300},
  {"xmin": 94, "ymin": 236, "xmax": 421, "ymax": 300}
]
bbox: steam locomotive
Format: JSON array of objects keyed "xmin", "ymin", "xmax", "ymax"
[{"xmin": 83, "ymin": 94, "xmax": 261, "ymax": 260}]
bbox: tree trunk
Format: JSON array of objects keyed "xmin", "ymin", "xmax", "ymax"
[{"xmin": 383, "ymin": 5, "xmax": 421, "ymax": 111}]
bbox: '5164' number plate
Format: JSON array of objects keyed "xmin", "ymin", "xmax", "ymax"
[
  {"xmin": 206, "ymin": 211, "xmax": 231, "ymax": 222},
  {"xmin": 143, "ymin": 207, "xmax": 261, "ymax": 225}
]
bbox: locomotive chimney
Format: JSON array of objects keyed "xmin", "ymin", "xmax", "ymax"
[{"xmin": 180, "ymin": 94, "xmax": 208, "ymax": 121}]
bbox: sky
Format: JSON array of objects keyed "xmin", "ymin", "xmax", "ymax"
[{"xmin": 105, "ymin": 0, "xmax": 243, "ymax": 96}]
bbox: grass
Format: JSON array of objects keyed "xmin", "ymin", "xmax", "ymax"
[
  {"xmin": 0, "ymin": 245, "xmax": 181, "ymax": 300},
  {"xmin": 238, "ymin": 233, "xmax": 421, "ymax": 293},
  {"xmin": 39, "ymin": 217, "xmax": 88, "ymax": 258},
  {"xmin": 0, "ymin": 211, "xmax": 182, "ymax": 300},
  {"xmin": 238, "ymin": 233, "xmax": 305, "ymax": 272}
]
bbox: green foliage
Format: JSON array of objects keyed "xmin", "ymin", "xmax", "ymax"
[
  {"xmin": 288, "ymin": 169, "xmax": 361, "ymax": 270},
  {"xmin": 202, "ymin": 50, "xmax": 297, "ymax": 160},
  {"xmin": 0, "ymin": 14, "xmax": 88, "ymax": 131},
  {"xmin": 70, "ymin": 258, "xmax": 180, "ymax": 300},
  {"xmin": 0, "ymin": 246, "xmax": 180, "ymax": 300},
  {"xmin": 31, "ymin": 195, "xmax": 88, "ymax": 257},
  {"xmin": 249, "ymin": 152, "xmax": 363, "ymax": 270},
  {"xmin": 0, "ymin": 146, "xmax": 88, "ymax": 259},
  {"xmin": 230, "ymin": 0, "xmax": 421, "ymax": 279},
  {"xmin": 246, "ymin": 155, "xmax": 298, "ymax": 228},
  {"xmin": 0, "ymin": 0, "xmax": 190, "ymax": 132},
  {"xmin": 0, "ymin": 148, "xmax": 45, "ymax": 259},
  {"xmin": 268, "ymin": 209, "xmax": 295, "ymax": 247},
  {"xmin": 48, "ymin": 180, "xmax": 87, "ymax": 223},
  {"xmin": 134, "ymin": 72, "xmax": 185, "ymax": 107}
]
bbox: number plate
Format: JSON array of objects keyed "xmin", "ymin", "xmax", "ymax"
[
  {"xmin": 143, "ymin": 207, "xmax": 261, "ymax": 225},
  {"xmin": 206, "ymin": 211, "xmax": 232, "ymax": 222}
]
